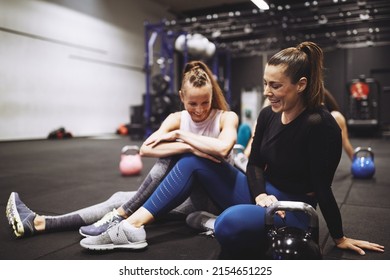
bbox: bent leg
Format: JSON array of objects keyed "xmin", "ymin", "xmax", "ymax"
[
  {"xmin": 215, "ymin": 205, "xmax": 268, "ymax": 258},
  {"xmin": 142, "ymin": 154, "xmax": 252, "ymax": 218},
  {"xmin": 45, "ymin": 156, "xmax": 177, "ymax": 232},
  {"xmin": 120, "ymin": 157, "xmax": 178, "ymax": 216},
  {"xmin": 214, "ymin": 182, "xmax": 318, "ymax": 258}
]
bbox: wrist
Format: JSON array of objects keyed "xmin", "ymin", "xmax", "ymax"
[
  {"xmin": 174, "ymin": 130, "xmax": 180, "ymax": 140},
  {"xmin": 333, "ymin": 236, "xmax": 347, "ymax": 245}
]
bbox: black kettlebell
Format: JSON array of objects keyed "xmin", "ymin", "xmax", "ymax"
[{"xmin": 265, "ymin": 201, "xmax": 322, "ymax": 260}]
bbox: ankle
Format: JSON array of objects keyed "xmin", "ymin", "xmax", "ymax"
[
  {"xmin": 116, "ymin": 207, "xmax": 128, "ymax": 219},
  {"xmin": 34, "ymin": 215, "xmax": 46, "ymax": 231},
  {"xmin": 126, "ymin": 207, "xmax": 154, "ymax": 228}
]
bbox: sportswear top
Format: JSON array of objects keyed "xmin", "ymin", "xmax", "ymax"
[
  {"xmin": 247, "ymin": 105, "xmax": 344, "ymax": 239},
  {"xmin": 180, "ymin": 109, "xmax": 222, "ymax": 138},
  {"xmin": 180, "ymin": 109, "xmax": 234, "ymax": 164}
]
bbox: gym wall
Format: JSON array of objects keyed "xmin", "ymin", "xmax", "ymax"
[{"xmin": 0, "ymin": 0, "xmax": 173, "ymax": 141}]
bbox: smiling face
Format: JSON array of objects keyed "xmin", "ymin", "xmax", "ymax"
[
  {"xmin": 180, "ymin": 80, "xmax": 213, "ymax": 123},
  {"xmin": 263, "ymin": 63, "xmax": 307, "ymax": 120}
]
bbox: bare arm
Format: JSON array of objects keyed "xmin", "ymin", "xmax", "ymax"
[
  {"xmin": 175, "ymin": 111, "xmax": 238, "ymax": 159},
  {"xmin": 139, "ymin": 112, "xmax": 189, "ymax": 158},
  {"xmin": 144, "ymin": 111, "xmax": 239, "ymax": 160},
  {"xmin": 331, "ymin": 111, "xmax": 354, "ymax": 161}
]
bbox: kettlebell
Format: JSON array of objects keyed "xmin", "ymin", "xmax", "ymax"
[
  {"xmin": 351, "ymin": 147, "xmax": 375, "ymax": 179},
  {"xmin": 265, "ymin": 201, "xmax": 322, "ymax": 260},
  {"xmin": 119, "ymin": 145, "xmax": 143, "ymax": 176}
]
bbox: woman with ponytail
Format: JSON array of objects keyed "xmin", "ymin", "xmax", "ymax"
[
  {"xmin": 214, "ymin": 41, "xmax": 383, "ymax": 257},
  {"xmin": 78, "ymin": 42, "xmax": 383, "ymax": 257},
  {"xmin": 6, "ymin": 60, "xmax": 237, "ymax": 240}
]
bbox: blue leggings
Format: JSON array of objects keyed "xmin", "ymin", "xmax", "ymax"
[
  {"xmin": 214, "ymin": 184, "xmax": 317, "ymax": 257},
  {"xmin": 143, "ymin": 154, "xmax": 252, "ymax": 217},
  {"xmin": 142, "ymin": 154, "xmax": 317, "ymax": 257}
]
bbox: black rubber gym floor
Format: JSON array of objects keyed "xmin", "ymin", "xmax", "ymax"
[{"xmin": 0, "ymin": 135, "xmax": 389, "ymax": 260}]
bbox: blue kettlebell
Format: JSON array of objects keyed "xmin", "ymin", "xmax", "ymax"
[{"xmin": 351, "ymin": 147, "xmax": 375, "ymax": 179}]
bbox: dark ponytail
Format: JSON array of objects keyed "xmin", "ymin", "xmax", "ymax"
[{"xmin": 268, "ymin": 41, "xmax": 324, "ymax": 110}]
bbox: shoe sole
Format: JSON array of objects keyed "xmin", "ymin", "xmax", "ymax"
[
  {"xmin": 6, "ymin": 193, "xmax": 24, "ymax": 238},
  {"xmin": 79, "ymin": 229, "xmax": 90, "ymax": 238},
  {"xmin": 78, "ymin": 228, "xmax": 102, "ymax": 238},
  {"xmin": 80, "ymin": 240, "xmax": 148, "ymax": 251}
]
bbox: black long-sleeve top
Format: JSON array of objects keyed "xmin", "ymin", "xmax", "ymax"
[{"xmin": 246, "ymin": 105, "xmax": 344, "ymax": 239}]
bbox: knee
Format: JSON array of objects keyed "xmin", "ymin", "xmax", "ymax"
[
  {"xmin": 109, "ymin": 191, "xmax": 133, "ymax": 202},
  {"xmin": 177, "ymin": 154, "xmax": 206, "ymax": 167},
  {"xmin": 215, "ymin": 209, "xmax": 237, "ymax": 240},
  {"xmin": 214, "ymin": 205, "xmax": 267, "ymax": 250},
  {"xmin": 149, "ymin": 158, "xmax": 172, "ymax": 177},
  {"xmin": 215, "ymin": 205, "xmax": 256, "ymax": 242}
]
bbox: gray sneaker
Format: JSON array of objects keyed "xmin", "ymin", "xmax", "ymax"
[
  {"xmin": 6, "ymin": 192, "xmax": 36, "ymax": 238},
  {"xmin": 79, "ymin": 209, "xmax": 124, "ymax": 237},
  {"xmin": 80, "ymin": 220, "xmax": 148, "ymax": 250},
  {"xmin": 185, "ymin": 211, "xmax": 217, "ymax": 236}
]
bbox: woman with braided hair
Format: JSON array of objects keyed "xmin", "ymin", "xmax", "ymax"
[
  {"xmin": 79, "ymin": 42, "xmax": 384, "ymax": 257},
  {"xmin": 6, "ymin": 60, "xmax": 238, "ymax": 242}
]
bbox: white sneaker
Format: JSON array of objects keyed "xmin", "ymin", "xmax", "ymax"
[{"xmin": 80, "ymin": 220, "xmax": 147, "ymax": 250}]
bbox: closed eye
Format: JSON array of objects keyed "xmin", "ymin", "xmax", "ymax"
[{"xmin": 264, "ymin": 81, "xmax": 282, "ymax": 90}]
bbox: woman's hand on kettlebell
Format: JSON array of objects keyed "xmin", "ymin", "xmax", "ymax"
[
  {"xmin": 255, "ymin": 193, "xmax": 276, "ymax": 207},
  {"xmin": 255, "ymin": 194, "xmax": 285, "ymax": 218},
  {"xmin": 334, "ymin": 236, "xmax": 385, "ymax": 255}
]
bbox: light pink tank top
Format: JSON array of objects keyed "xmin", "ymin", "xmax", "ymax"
[
  {"xmin": 180, "ymin": 109, "xmax": 233, "ymax": 164},
  {"xmin": 180, "ymin": 109, "xmax": 222, "ymax": 137}
]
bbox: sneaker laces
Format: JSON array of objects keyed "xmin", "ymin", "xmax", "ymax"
[
  {"xmin": 106, "ymin": 216, "xmax": 122, "ymax": 231},
  {"xmin": 93, "ymin": 209, "xmax": 117, "ymax": 227}
]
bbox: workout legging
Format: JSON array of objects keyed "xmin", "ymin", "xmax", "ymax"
[
  {"xmin": 43, "ymin": 157, "xmax": 216, "ymax": 231},
  {"xmin": 142, "ymin": 154, "xmax": 317, "ymax": 256},
  {"xmin": 44, "ymin": 158, "xmax": 176, "ymax": 231}
]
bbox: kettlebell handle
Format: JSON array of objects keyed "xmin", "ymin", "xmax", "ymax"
[
  {"xmin": 121, "ymin": 145, "xmax": 140, "ymax": 155},
  {"xmin": 353, "ymin": 147, "xmax": 374, "ymax": 160},
  {"xmin": 265, "ymin": 201, "xmax": 319, "ymax": 228}
]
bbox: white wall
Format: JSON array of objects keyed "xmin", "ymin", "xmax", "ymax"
[{"xmin": 0, "ymin": 0, "xmax": 172, "ymax": 140}]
